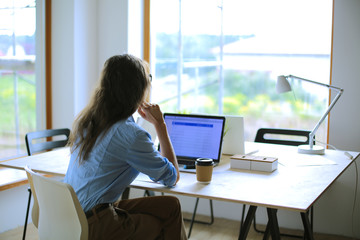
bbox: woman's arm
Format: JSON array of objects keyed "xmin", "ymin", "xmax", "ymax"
[{"xmin": 138, "ymin": 103, "xmax": 180, "ymax": 183}]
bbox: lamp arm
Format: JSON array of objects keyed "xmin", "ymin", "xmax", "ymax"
[
  {"xmin": 309, "ymin": 88, "xmax": 343, "ymax": 149},
  {"xmin": 288, "ymin": 75, "xmax": 343, "ymax": 92}
]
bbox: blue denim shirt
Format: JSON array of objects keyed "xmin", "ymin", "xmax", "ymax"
[{"xmin": 64, "ymin": 117, "xmax": 177, "ymax": 212}]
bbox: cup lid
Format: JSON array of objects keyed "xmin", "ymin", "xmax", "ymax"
[{"xmin": 196, "ymin": 158, "xmax": 214, "ymax": 166}]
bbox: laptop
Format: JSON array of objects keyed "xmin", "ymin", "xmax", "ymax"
[{"xmin": 163, "ymin": 113, "xmax": 226, "ymax": 172}]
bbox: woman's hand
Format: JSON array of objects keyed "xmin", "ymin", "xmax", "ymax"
[{"xmin": 138, "ymin": 102, "xmax": 164, "ymax": 127}]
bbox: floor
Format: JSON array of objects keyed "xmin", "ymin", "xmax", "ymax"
[{"xmin": 0, "ymin": 213, "xmax": 356, "ymax": 240}]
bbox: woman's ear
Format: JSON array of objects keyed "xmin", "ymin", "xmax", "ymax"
[{"xmin": 144, "ymin": 85, "xmax": 151, "ymax": 102}]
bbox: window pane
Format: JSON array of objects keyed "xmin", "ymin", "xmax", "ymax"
[
  {"xmin": 151, "ymin": 0, "xmax": 332, "ymax": 143},
  {"xmin": 0, "ymin": 0, "xmax": 36, "ymax": 159}
]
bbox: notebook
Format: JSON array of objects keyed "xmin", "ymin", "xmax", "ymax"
[
  {"xmin": 222, "ymin": 115, "xmax": 245, "ymax": 155},
  {"xmin": 221, "ymin": 116, "xmax": 259, "ymax": 155},
  {"xmin": 163, "ymin": 113, "xmax": 226, "ymax": 171}
]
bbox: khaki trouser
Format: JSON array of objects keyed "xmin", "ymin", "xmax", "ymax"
[{"xmin": 87, "ymin": 195, "xmax": 187, "ymax": 240}]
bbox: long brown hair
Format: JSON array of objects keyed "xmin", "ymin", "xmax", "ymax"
[{"xmin": 68, "ymin": 54, "xmax": 150, "ymax": 163}]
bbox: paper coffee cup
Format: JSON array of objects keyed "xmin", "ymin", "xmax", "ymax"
[{"xmin": 195, "ymin": 158, "xmax": 214, "ymax": 183}]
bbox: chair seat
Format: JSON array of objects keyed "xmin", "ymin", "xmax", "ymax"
[{"xmin": 25, "ymin": 166, "xmax": 88, "ymax": 240}]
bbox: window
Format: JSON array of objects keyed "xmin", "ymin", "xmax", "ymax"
[
  {"xmin": 149, "ymin": 0, "xmax": 333, "ymax": 143},
  {"xmin": 0, "ymin": 0, "xmax": 37, "ymax": 159}
]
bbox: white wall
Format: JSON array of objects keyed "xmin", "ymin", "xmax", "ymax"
[
  {"xmin": 51, "ymin": 0, "xmax": 143, "ymax": 129},
  {"xmin": 51, "ymin": 0, "xmax": 75, "ymax": 129},
  {"xmin": 0, "ymin": 185, "xmax": 32, "ymax": 232},
  {"xmin": 35, "ymin": 0, "xmax": 46, "ymax": 130},
  {"xmin": 323, "ymin": 0, "xmax": 360, "ymax": 236},
  {"xmin": 74, "ymin": 0, "xmax": 98, "ymax": 115},
  {"xmin": 52, "ymin": 0, "xmax": 100, "ymax": 128},
  {"xmin": 329, "ymin": 0, "xmax": 360, "ymax": 152}
]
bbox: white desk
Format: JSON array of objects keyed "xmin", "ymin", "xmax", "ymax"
[
  {"xmin": 1, "ymin": 143, "xmax": 358, "ymax": 240},
  {"xmin": 0, "ymin": 148, "xmax": 70, "ymax": 177}
]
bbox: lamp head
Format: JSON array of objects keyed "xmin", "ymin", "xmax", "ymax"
[{"xmin": 276, "ymin": 75, "xmax": 292, "ymax": 93}]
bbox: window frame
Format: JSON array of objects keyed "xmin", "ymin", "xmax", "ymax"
[{"xmin": 143, "ymin": 0, "xmax": 334, "ymax": 145}]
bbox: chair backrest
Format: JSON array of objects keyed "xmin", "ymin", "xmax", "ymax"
[
  {"xmin": 25, "ymin": 128, "xmax": 71, "ymax": 156},
  {"xmin": 24, "ymin": 166, "xmax": 40, "ymax": 229},
  {"xmin": 254, "ymin": 128, "xmax": 313, "ymax": 146},
  {"xmin": 25, "ymin": 166, "xmax": 88, "ymax": 240}
]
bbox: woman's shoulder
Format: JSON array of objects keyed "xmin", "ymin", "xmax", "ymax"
[
  {"xmin": 112, "ymin": 117, "xmax": 149, "ymax": 139},
  {"xmin": 118, "ymin": 116, "xmax": 141, "ymax": 130}
]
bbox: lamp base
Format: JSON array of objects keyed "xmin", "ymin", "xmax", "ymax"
[{"xmin": 298, "ymin": 145, "xmax": 325, "ymax": 155}]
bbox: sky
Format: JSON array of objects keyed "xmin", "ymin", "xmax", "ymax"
[
  {"xmin": 0, "ymin": 0, "xmax": 36, "ymax": 36},
  {"xmin": 151, "ymin": 0, "xmax": 332, "ymax": 38}
]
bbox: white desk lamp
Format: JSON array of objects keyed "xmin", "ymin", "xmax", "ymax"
[{"xmin": 276, "ymin": 75, "xmax": 343, "ymax": 154}]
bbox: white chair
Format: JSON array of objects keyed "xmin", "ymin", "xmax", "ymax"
[
  {"xmin": 25, "ymin": 166, "xmax": 88, "ymax": 240},
  {"xmin": 23, "ymin": 128, "xmax": 70, "ymax": 240}
]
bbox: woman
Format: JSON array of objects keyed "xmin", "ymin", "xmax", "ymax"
[{"xmin": 64, "ymin": 54, "xmax": 187, "ymax": 240}]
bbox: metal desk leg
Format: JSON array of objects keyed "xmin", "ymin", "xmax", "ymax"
[
  {"xmin": 263, "ymin": 206, "xmax": 314, "ymax": 240},
  {"xmin": 263, "ymin": 222, "xmax": 271, "ymax": 240},
  {"xmin": 301, "ymin": 212, "xmax": 315, "ymax": 240},
  {"xmin": 240, "ymin": 204, "xmax": 247, "ymax": 228},
  {"xmin": 239, "ymin": 205, "xmax": 257, "ymax": 240},
  {"xmin": 267, "ymin": 208, "xmax": 281, "ymax": 240},
  {"xmin": 185, "ymin": 198, "xmax": 214, "ymax": 239},
  {"xmin": 121, "ymin": 187, "xmax": 130, "ymax": 200},
  {"xmin": 144, "ymin": 190, "xmax": 155, "ymax": 196},
  {"xmin": 187, "ymin": 198, "xmax": 199, "ymax": 239}
]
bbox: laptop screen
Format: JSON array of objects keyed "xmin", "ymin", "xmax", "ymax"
[{"xmin": 163, "ymin": 113, "xmax": 226, "ymax": 166}]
